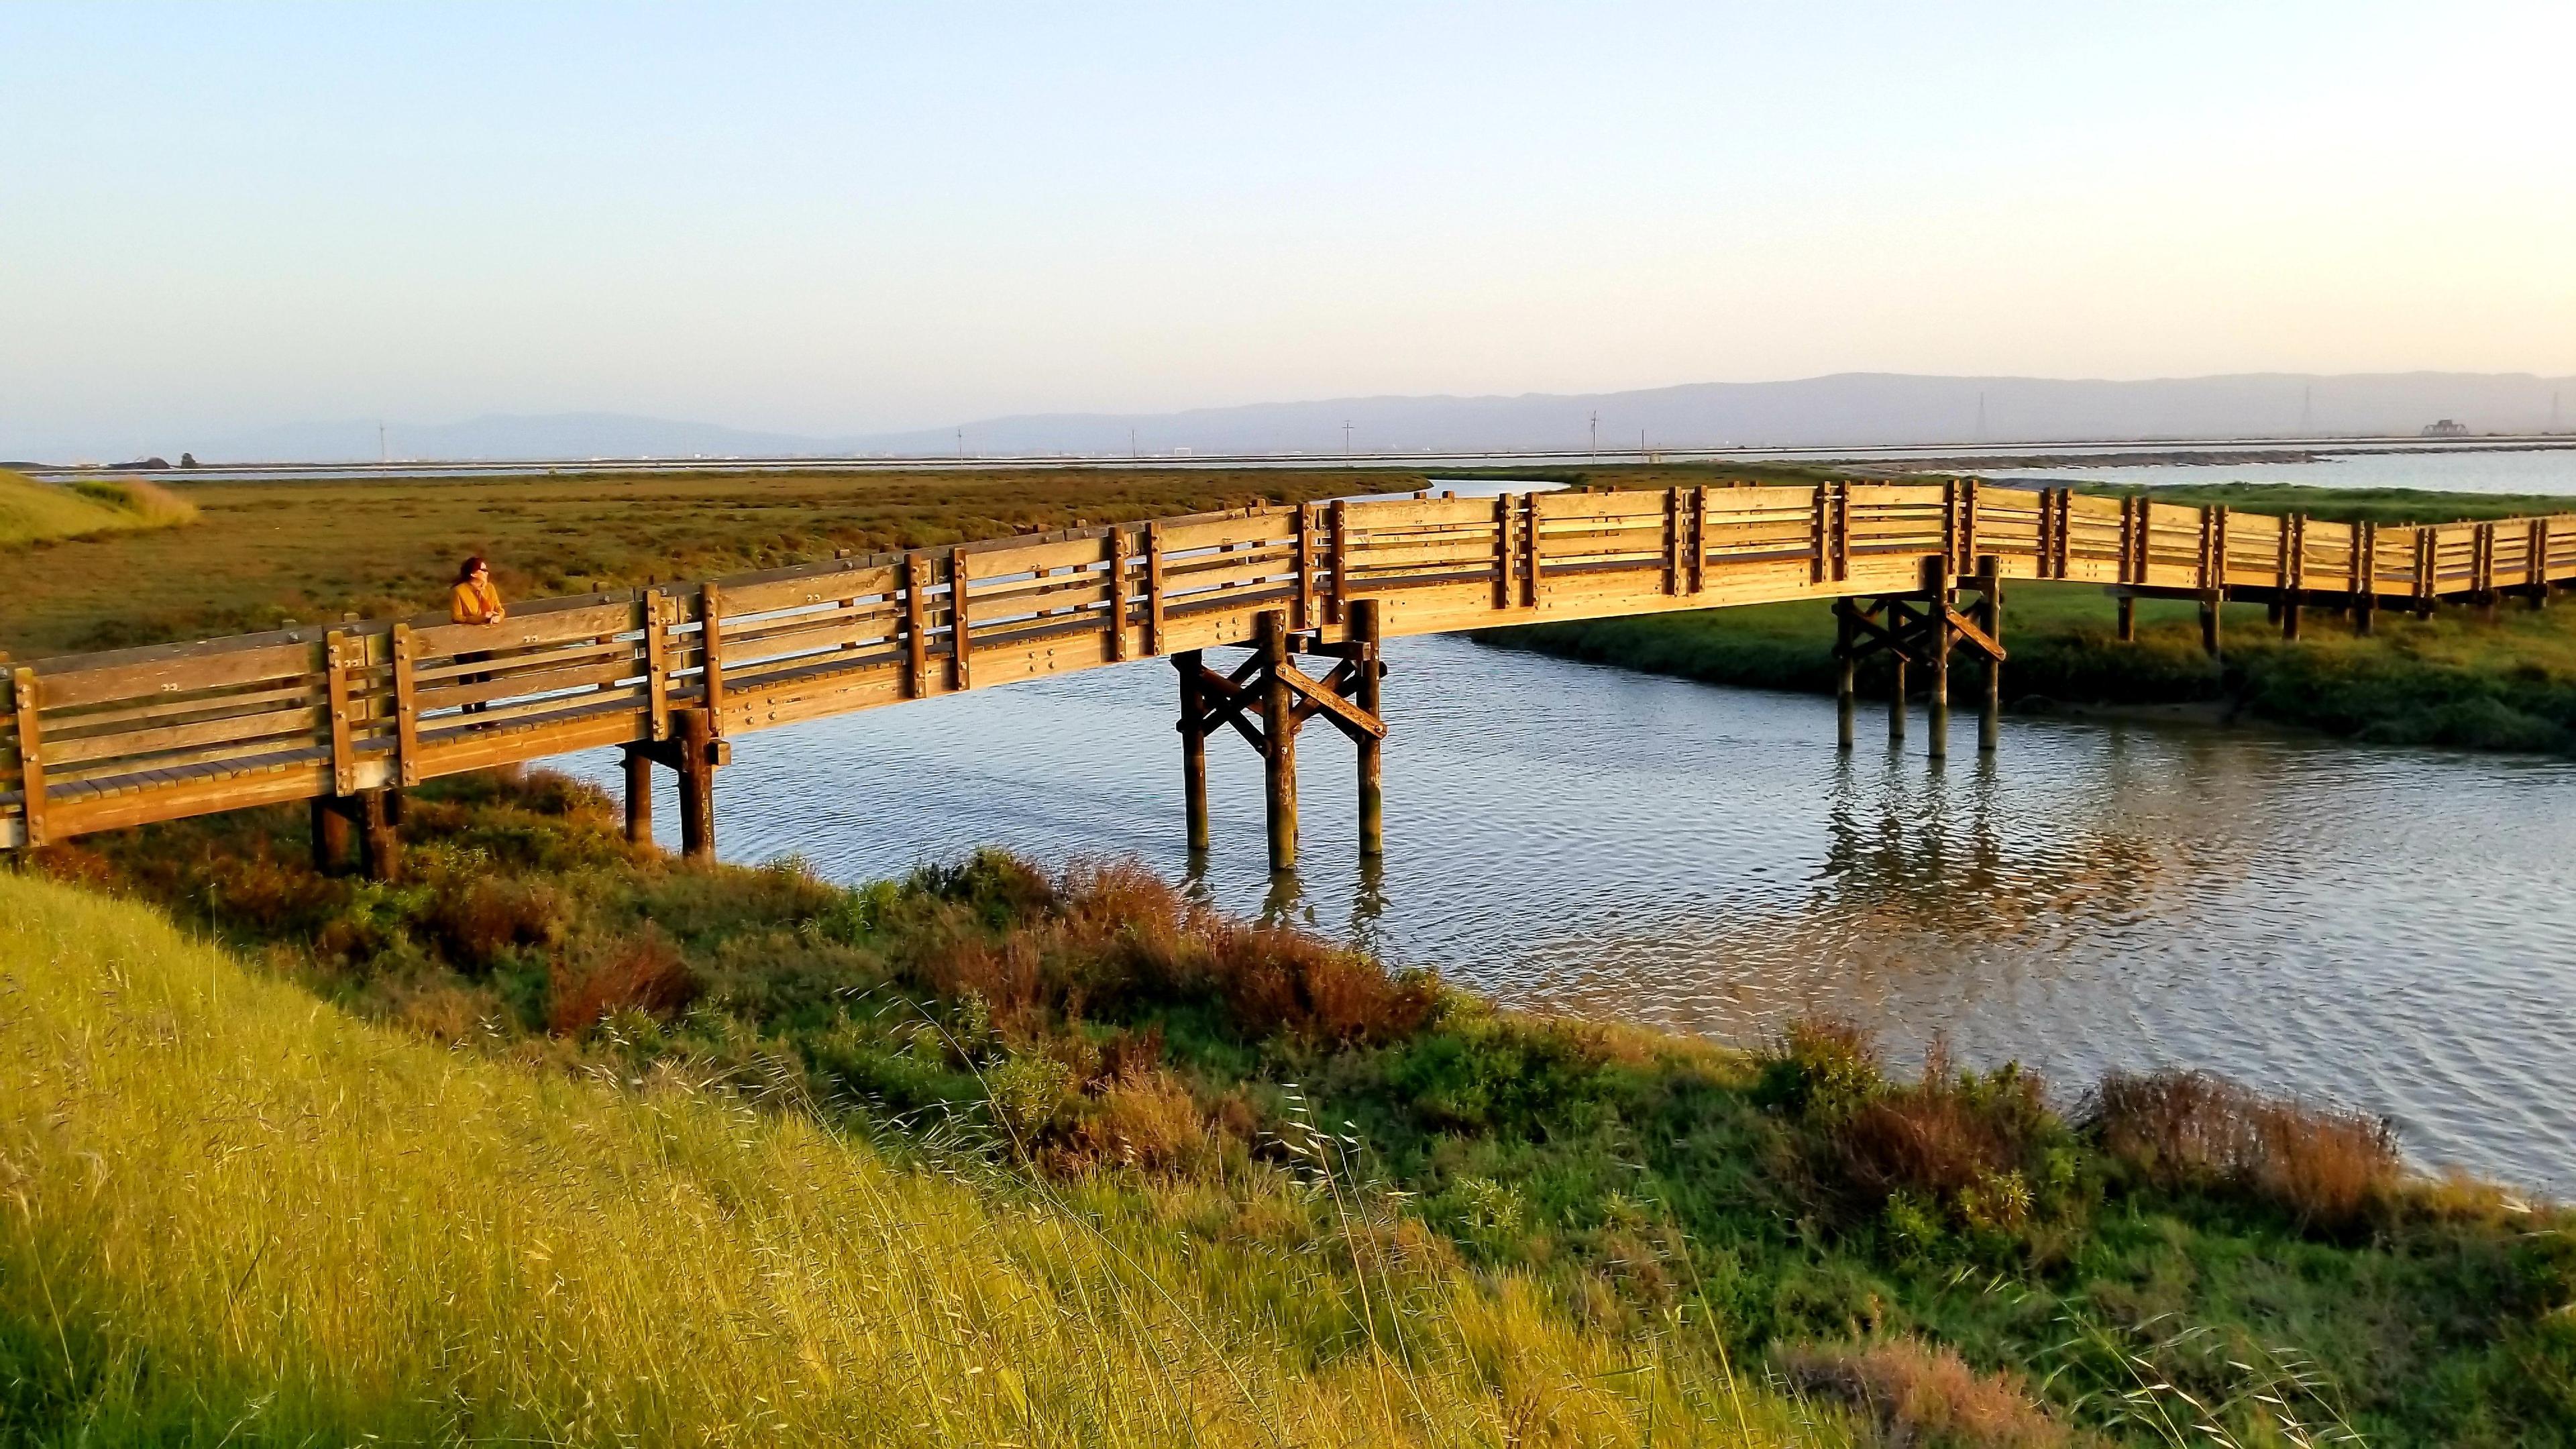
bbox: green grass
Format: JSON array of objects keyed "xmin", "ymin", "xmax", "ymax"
[
  {"xmin": 1489, "ymin": 581, "xmax": 2576, "ymax": 754},
  {"xmin": 2100, "ymin": 480, "xmax": 2576, "ymax": 525},
  {"xmin": 0, "ymin": 861, "xmax": 1833, "ymax": 1448},
  {"xmin": 32, "ymin": 773, "xmax": 2576, "ymax": 1446},
  {"xmin": 0, "ymin": 470, "xmax": 197, "ymax": 551},
  {"xmin": 1489, "ymin": 484, "xmax": 2576, "ymax": 755}
]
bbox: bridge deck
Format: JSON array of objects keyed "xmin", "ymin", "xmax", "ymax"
[{"xmin": 7, "ymin": 482, "xmax": 2571, "ymax": 849}]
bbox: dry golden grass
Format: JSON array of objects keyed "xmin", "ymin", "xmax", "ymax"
[
  {"xmin": 1776, "ymin": 1338, "xmax": 2068, "ymax": 1448},
  {"xmin": 0, "ymin": 470, "xmax": 197, "ymax": 550},
  {"xmin": 0, "ymin": 868, "xmax": 1840, "ymax": 1446}
]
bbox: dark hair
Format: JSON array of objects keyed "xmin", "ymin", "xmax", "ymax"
[{"xmin": 455, "ymin": 555, "xmax": 489, "ymax": 585}]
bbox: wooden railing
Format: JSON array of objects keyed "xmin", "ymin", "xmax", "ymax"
[{"xmin": 6, "ymin": 482, "xmax": 2571, "ymax": 850}]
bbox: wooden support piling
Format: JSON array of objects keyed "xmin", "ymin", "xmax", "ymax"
[
  {"xmin": 676, "ymin": 707, "xmax": 717, "ymax": 863},
  {"xmin": 1926, "ymin": 557, "xmax": 1951, "ymax": 761},
  {"xmin": 1175, "ymin": 649, "xmax": 1210, "ymax": 853},
  {"xmin": 1256, "ymin": 611, "xmax": 1297, "ymax": 873},
  {"xmin": 1888, "ymin": 653, "xmax": 1907, "ymax": 744},
  {"xmin": 310, "ymin": 796, "xmax": 352, "ymax": 876},
  {"xmin": 2199, "ymin": 594, "xmax": 2222, "ymax": 658},
  {"xmin": 2117, "ymin": 594, "xmax": 2137, "ymax": 642},
  {"xmin": 623, "ymin": 744, "xmax": 655, "ymax": 847},
  {"xmin": 1352, "ymin": 598, "xmax": 1384, "ymax": 858},
  {"xmin": 357, "ymin": 790, "xmax": 400, "ymax": 882},
  {"xmin": 1976, "ymin": 555, "xmax": 2002, "ymax": 755},
  {"xmin": 1832, "ymin": 600, "xmax": 1856, "ymax": 751}
]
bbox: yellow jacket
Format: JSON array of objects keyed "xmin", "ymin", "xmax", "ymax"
[{"xmin": 449, "ymin": 579, "xmax": 506, "ymax": 625}]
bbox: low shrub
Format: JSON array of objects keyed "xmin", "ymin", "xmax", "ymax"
[
  {"xmin": 546, "ymin": 930, "xmax": 700, "ymax": 1037},
  {"xmin": 2083, "ymin": 1069, "xmax": 2400, "ymax": 1230},
  {"xmin": 1776, "ymin": 1338, "xmax": 2068, "ymax": 1449}
]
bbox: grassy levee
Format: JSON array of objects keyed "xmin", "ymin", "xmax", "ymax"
[
  {"xmin": 1489, "ymin": 484, "xmax": 2576, "ymax": 755},
  {"xmin": 0, "ymin": 470, "xmax": 196, "ymax": 551},
  {"xmin": 0, "ymin": 866, "xmax": 1829, "ymax": 1447},
  {"xmin": 27, "ymin": 772, "xmax": 2576, "ymax": 1445}
]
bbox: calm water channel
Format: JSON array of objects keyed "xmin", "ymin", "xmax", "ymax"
[{"xmin": 566, "ymin": 630, "xmax": 2576, "ymax": 1198}]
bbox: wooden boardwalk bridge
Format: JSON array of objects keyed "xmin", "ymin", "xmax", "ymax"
[{"xmin": 5, "ymin": 482, "xmax": 2569, "ymax": 873}]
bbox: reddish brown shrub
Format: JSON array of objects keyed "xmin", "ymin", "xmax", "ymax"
[
  {"xmin": 1834, "ymin": 1047, "xmax": 2053, "ymax": 1208},
  {"xmin": 909, "ymin": 934, "xmax": 1049, "ymax": 1030},
  {"xmin": 28, "ymin": 842, "xmax": 122, "ymax": 891},
  {"xmin": 431, "ymin": 875, "xmax": 570, "ymax": 968},
  {"xmin": 1209, "ymin": 922, "xmax": 1438, "ymax": 1046},
  {"xmin": 2084, "ymin": 1069, "xmax": 2399, "ymax": 1230},
  {"xmin": 546, "ymin": 931, "xmax": 700, "ymax": 1036},
  {"xmin": 1777, "ymin": 1338, "xmax": 2068, "ymax": 1448}
]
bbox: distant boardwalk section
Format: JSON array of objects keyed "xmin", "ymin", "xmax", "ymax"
[{"xmin": 7, "ymin": 483, "xmax": 2572, "ymax": 867}]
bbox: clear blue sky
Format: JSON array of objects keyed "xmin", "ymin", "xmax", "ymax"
[{"xmin": 4, "ymin": 1, "xmax": 2570, "ymax": 455}]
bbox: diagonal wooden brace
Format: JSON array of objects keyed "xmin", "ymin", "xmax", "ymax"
[{"xmin": 1280, "ymin": 659, "xmax": 1386, "ymax": 743}]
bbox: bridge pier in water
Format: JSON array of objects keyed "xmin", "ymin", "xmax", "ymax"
[
  {"xmin": 620, "ymin": 707, "xmax": 729, "ymax": 861},
  {"xmin": 1831, "ymin": 555, "xmax": 2005, "ymax": 760},
  {"xmin": 1174, "ymin": 602, "xmax": 1387, "ymax": 873}
]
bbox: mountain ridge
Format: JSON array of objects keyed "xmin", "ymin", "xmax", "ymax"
[{"xmin": 59, "ymin": 371, "xmax": 2576, "ymax": 464}]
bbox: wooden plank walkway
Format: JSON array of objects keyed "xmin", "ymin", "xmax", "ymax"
[{"xmin": 5, "ymin": 483, "xmax": 2570, "ymax": 852}]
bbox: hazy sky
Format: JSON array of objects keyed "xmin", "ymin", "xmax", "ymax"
[{"xmin": 5, "ymin": 1, "xmax": 2572, "ymax": 453}]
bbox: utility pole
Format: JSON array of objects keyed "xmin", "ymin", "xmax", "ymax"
[
  {"xmin": 2300, "ymin": 384, "xmax": 2314, "ymax": 437},
  {"xmin": 1975, "ymin": 392, "xmax": 1986, "ymax": 444},
  {"xmin": 1343, "ymin": 419, "xmax": 1353, "ymax": 455},
  {"xmin": 1589, "ymin": 411, "xmax": 1599, "ymax": 460},
  {"xmin": 378, "ymin": 420, "xmax": 387, "ymax": 464},
  {"xmin": 957, "ymin": 427, "xmax": 964, "ymax": 460},
  {"xmin": 1130, "ymin": 427, "xmax": 1138, "ymax": 459}
]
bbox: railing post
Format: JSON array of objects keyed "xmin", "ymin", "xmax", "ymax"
[
  {"xmin": 2354, "ymin": 521, "xmax": 2377, "ymax": 636},
  {"xmin": 698, "ymin": 582, "xmax": 728, "ymax": 726},
  {"xmin": 1296, "ymin": 503, "xmax": 1319, "ymax": 631},
  {"xmin": 2282, "ymin": 513, "xmax": 2305, "ymax": 641},
  {"xmin": 1145, "ymin": 523, "xmax": 1169, "ymax": 650},
  {"xmin": 11, "ymin": 667, "xmax": 48, "ymax": 849},
  {"xmin": 1256, "ymin": 611, "xmax": 1297, "ymax": 873},
  {"xmin": 1688, "ymin": 483, "xmax": 1708, "ymax": 594},
  {"xmin": 392, "ymin": 623, "xmax": 422, "ymax": 786},
  {"xmin": 1491, "ymin": 494, "xmax": 1513, "ymax": 610},
  {"xmin": 949, "ymin": 548, "xmax": 974, "ymax": 689},
  {"xmin": 1352, "ymin": 598, "xmax": 1385, "ymax": 858}
]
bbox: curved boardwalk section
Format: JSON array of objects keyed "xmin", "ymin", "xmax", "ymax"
[{"xmin": 6, "ymin": 482, "xmax": 2571, "ymax": 857}]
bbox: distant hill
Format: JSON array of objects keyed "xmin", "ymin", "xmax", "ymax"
[{"xmin": 73, "ymin": 372, "xmax": 2576, "ymax": 464}]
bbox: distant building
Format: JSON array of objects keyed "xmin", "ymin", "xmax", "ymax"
[{"xmin": 2421, "ymin": 419, "xmax": 2471, "ymax": 437}]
